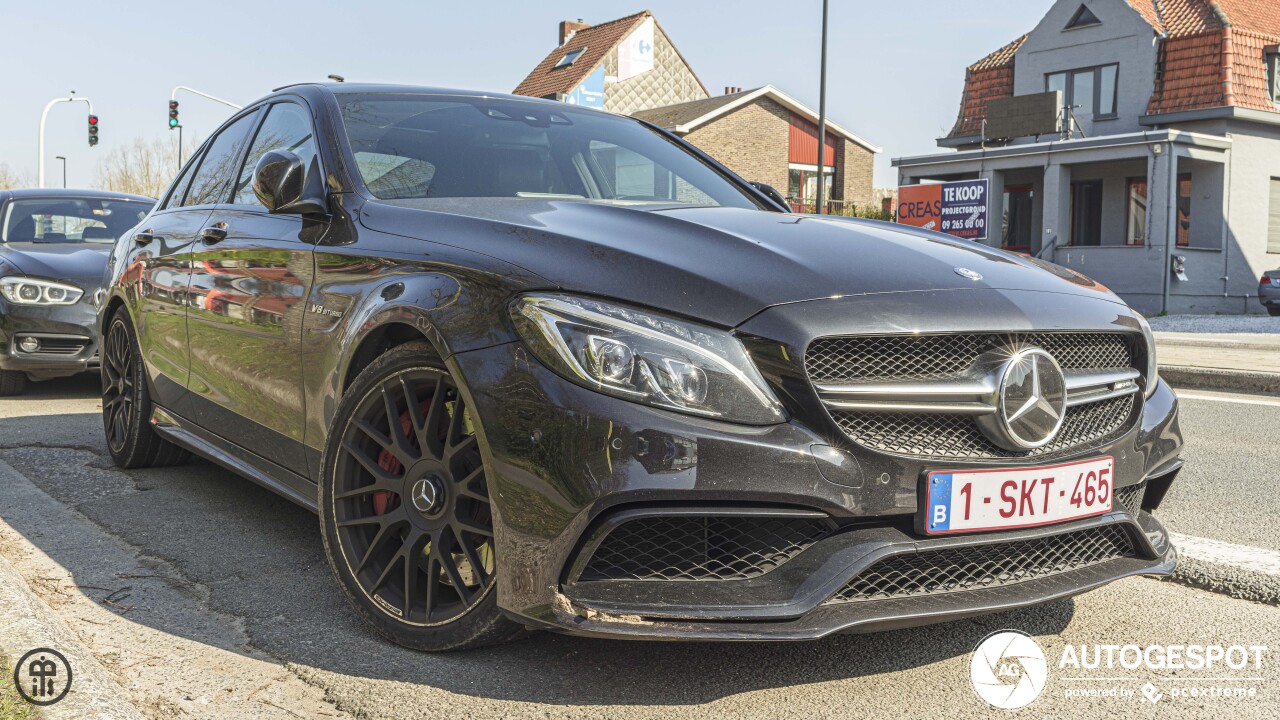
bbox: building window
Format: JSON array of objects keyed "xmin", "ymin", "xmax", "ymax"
[
  {"xmin": 1124, "ymin": 174, "xmax": 1192, "ymax": 248},
  {"xmin": 1268, "ymin": 178, "xmax": 1280, "ymax": 254},
  {"xmin": 1065, "ymin": 5, "xmax": 1102, "ymax": 30},
  {"xmin": 1269, "ymin": 49, "xmax": 1280, "ymax": 106},
  {"xmin": 1047, "ymin": 64, "xmax": 1118, "ymax": 118},
  {"xmin": 787, "ymin": 165, "xmax": 834, "ymax": 209},
  {"xmin": 1125, "ymin": 178, "xmax": 1147, "ymax": 246},
  {"xmin": 1176, "ymin": 174, "xmax": 1192, "ymax": 247},
  {"xmin": 1070, "ymin": 180, "xmax": 1104, "ymax": 246},
  {"xmin": 1002, "ymin": 185, "xmax": 1035, "ymax": 252},
  {"xmin": 555, "ymin": 48, "xmax": 585, "ymax": 68}
]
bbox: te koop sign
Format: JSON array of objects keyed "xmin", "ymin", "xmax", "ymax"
[{"xmin": 897, "ymin": 179, "xmax": 989, "ymax": 241}]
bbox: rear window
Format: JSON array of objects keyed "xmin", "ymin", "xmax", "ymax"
[
  {"xmin": 336, "ymin": 94, "xmax": 762, "ymax": 209},
  {"xmin": 0, "ymin": 198, "xmax": 154, "ymax": 243}
]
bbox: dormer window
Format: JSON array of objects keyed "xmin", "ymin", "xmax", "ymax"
[
  {"xmin": 1065, "ymin": 5, "xmax": 1102, "ymax": 30},
  {"xmin": 1268, "ymin": 46, "xmax": 1280, "ymax": 106},
  {"xmin": 1046, "ymin": 64, "xmax": 1119, "ymax": 118},
  {"xmin": 555, "ymin": 48, "xmax": 586, "ymax": 69}
]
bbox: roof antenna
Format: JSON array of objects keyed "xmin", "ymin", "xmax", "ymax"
[{"xmin": 328, "ymin": 74, "xmax": 345, "ymax": 83}]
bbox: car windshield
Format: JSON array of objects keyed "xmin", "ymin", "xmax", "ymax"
[
  {"xmin": 0, "ymin": 198, "xmax": 154, "ymax": 244},
  {"xmin": 336, "ymin": 94, "xmax": 764, "ymax": 209}
]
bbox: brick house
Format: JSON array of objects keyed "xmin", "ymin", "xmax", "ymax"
[
  {"xmin": 514, "ymin": 11, "xmax": 880, "ymax": 213},
  {"xmin": 893, "ymin": 0, "xmax": 1280, "ymax": 314},
  {"xmin": 633, "ymin": 86, "xmax": 881, "ymax": 211}
]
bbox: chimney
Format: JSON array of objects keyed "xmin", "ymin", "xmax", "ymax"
[
  {"xmin": 724, "ymin": 86, "xmax": 743, "ymax": 95},
  {"xmin": 560, "ymin": 19, "xmax": 590, "ymax": 45}
]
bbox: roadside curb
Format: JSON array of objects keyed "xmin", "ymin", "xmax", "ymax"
[
  {"xmin": 0, "ymin": 510, "xmax": 147, "ymax": 720},
  {"xmin": 1159, "ymin": 365, "xmax": 1280, "ymax": 395}
]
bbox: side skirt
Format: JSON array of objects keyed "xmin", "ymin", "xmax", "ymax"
[{"xmin": 150, "ymin": 405, "xmax": 319, "ymax": 513}]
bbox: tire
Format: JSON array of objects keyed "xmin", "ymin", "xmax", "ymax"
[
  {"xmin": 1268, "ymin": 306, "xmax": 1280, "ymax": 317},
  {"xmin": 101, "ymin": 311, "xmax": 190, "ymax": 469},
  {"xmin": 0, "ymin": 369, "xmax": 26, "ymax": 397},
  {"xmin": 319, "ymin": 341, "xmax": 525, "ymax": 651}
]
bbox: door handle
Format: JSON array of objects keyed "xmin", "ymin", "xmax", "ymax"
[
  {"xmin": 133, "ymin": 229, "xmax": 154, "ymax": 245},
  {"xmin": 201, "ymin": 223, "xmax": 229, "ymax": 244}
]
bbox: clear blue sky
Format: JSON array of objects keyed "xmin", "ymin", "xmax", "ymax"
[{"xmin": 1, "ymin": 0, "xmax": 1049, "ymax": 191}]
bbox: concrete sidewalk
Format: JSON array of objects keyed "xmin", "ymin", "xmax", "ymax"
[{"xmin": 1156, "ymin": 331, "xmax": 1280, "ymax": 393}]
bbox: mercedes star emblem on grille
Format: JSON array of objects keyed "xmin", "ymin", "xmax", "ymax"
[{"xmin": 976, "ymin": 347, "xmax": 1068, "ymax": 451}]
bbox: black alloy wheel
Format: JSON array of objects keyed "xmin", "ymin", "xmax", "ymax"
[
  {"xmin": 100, "ymin": 312, "xmax": 189, "ymax": 468},
  {"xmin": 320, "ymin": 342, "xmax": 523, "ymax": 650},
  {"xmin": 102, "ymin": 316, "xmax": 135, "ymax": 455}
]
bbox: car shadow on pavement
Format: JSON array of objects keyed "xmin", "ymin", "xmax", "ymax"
[{"xmin": 0, "ymin": 408, "xmax": 1076, "ymax": 708}]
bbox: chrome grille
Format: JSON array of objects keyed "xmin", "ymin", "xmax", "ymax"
[
  {"xmin": 825, "ymin": 524, "xmax": 1135, "ymax": 603},
  {"xmin": 579, "ymin": 516, "xmax": 831, "ymax": 582},
  {"xmin": 806, "ymin": 333, "xmax": 1133, "ymax": 383},
  {"xmin": 807, "ymin": 332, "xmax": 1142, "ymax": 460},
  {"xmin": 830, "ymin": 395, "xmax": 1135, "ymax": 459}
]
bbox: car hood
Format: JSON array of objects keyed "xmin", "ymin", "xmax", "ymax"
[
  {"xmin": 0, "ymin": 242, "xmax": 111, "ymax": 284},
  {"xmin": 363, "ymin": 199, "xmax": 1122, "ymax": 327}
]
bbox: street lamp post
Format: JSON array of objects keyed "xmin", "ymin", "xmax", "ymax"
[
  {"xmin": 38, "ymin": 96, "xmax": 93, "ymax": 188},
  {"xmin": 55, "ymin": 156, "xmax": 67, "ymax": 188},
  {"xmin": 814, "ymin": 0, "xmax": 829, "ymax": 215}
]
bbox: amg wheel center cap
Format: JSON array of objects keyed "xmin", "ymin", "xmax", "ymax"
[
  {"xmin": 977, "ymin": 347, "xmax": 1068, "ymax": 451},
  {"xmin": 409, "ymin": 475, "xmax": 444, "ymax": 514}
]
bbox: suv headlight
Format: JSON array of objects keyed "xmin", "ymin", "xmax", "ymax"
[
  {"xmin": 512, "ymin": 294, "xmax": 785, "ymax": 424},
  {"xmin": 1136, "ymin": 313, "xmax": 1159, "ymax": 398},
  {"xmin": 0, "ymin": 277, "xmax": 84, "ymax": 306}
]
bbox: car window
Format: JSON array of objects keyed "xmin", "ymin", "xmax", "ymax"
[
  {"xmin": 0, "ymin": 198, "xmax": 154, "ymax": 243},
  {"xmin": 160, "ymin": 155, "xmax": 200, "ymax": 211},
  {"xmin": 232, "ymin": 102, "xmax": 318, "ymax": 206},
  {"xmin": 335, "ymin": 94, "xmax": 763, "ymax": 209},
  {"xmin": 184, "ymin": 110, "xmax": 260, "ymax": 207}
]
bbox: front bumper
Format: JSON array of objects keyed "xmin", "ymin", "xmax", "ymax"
[
  {"xmin": 451, "ymin": 333, "xmax": 1184, "ymax": 641},
  {"xmin": 0, "ymin": 296, "xmax": 100, "ymax": 379}
]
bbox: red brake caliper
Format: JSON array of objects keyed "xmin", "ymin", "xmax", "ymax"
[{"xmin": 371, "ymin": 397, "xmax": 432, "ymax": 515}]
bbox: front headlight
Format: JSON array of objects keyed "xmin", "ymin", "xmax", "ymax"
[
  {"xmin": 1136, "ymin": 313, "xmax": 1159, "ymax": 398},
  {"xmin": 512, "ymin": 294, "xmax": 786, "ymax": 424},
  {"xmin": 0, "ymin": 277, "xmax": 84, "ymax": 306}
]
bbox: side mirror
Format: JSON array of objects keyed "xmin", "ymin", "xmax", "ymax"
[
  {"xmin": 253, "ymin": 150, "xmax": 328, "ymax": 215},
  {"xmin": 749, "ymin": 181, "xmax": 789, "ymax": 210}
]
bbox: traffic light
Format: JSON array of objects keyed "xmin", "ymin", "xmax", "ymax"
[
  {"xmin": 87, "ymin": 114, "xmax": 99, "ymax": 146},
  {"xmin": 168, "ymin": 100, "xmax": 179, "ymax": 128}
]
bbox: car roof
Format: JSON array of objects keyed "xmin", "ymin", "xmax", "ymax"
[
  {"xmin": 0, "ymin": 188, "xmax": 156, "ymax": 203},
  {"xmin": 271, "ymin": 82, "xmax": 564, "ymax": 106}
]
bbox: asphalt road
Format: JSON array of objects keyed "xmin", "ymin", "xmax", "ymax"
[{"xmin": 1, "ymin": 375, "xmax": 1277, "ymax": 719}]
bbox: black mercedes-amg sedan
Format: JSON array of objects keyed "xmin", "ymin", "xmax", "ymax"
[
  {"xmin": 99, "ymin": 83, "xmax": 1184, "ymax": 651},
  {"xmin": 0, "ymin": 189, "xmax": 154, "ymax": 395}
]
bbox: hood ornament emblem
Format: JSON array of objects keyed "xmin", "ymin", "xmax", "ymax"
[
  {"xmin": 954, "ymin": 267, "xmax": 983, "ymax": 281},
  {"xmin": 977, "ymin": 347, "xmax": 1068, "ymax": 451}
]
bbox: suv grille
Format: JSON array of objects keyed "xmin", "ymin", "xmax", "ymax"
[
  {"xmin": 578, "ymin": 516, "xmax": 831, "ymax": 582},
  {"xmin": 825, "ymin": 524, "xmax": 1135, "ymax": 603},
  {"xmin": 806, "ymin": 332, "xmax": 1141, "ymax": 460},
  {"xmin": 806, "ymin": 332, "xmax": 1133, "ymax": 383}
]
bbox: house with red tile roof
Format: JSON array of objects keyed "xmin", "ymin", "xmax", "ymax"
[
  {"xmin": 515, "ymin": 11, "xmax": 880, "ymax": 212},
  {"xmin": 893, "ymin": 0, "xmax": 1280, "ymax": 314}
]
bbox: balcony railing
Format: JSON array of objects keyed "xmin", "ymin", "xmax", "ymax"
[{"xmin": 787, "ymin": 198, "xmax": 852, "ymax": 215}]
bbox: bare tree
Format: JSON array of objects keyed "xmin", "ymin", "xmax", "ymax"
[
  {"xmin": 95, "ymin": 135, "xmax": 199, "ymax": 199},
  {"xmin": 0, "ymin": 162, "xmax": 32, "ymax": 190}
]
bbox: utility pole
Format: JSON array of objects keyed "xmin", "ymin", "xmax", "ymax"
[
  {"xmin": 55, "ymin": 156, "xmax": 67, "ymax": 188},
  {"xmin": 814, "ymin": 0, "xmax": 829, "ymax": 215},
  {"xmin": 38, "ymin": 96, "xmax": 94, "ymax": 188},
  {"xmin": 175, "ymin": 125, "xmax": 184, "ymax": 173}
]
